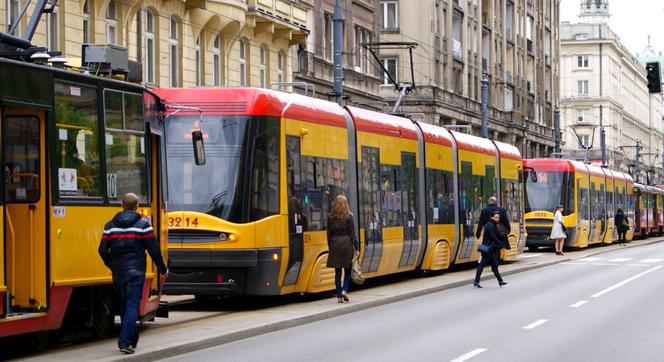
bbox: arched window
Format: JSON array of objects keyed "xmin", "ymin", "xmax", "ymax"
[
  {"xmin": 259, "ymin": 46, "xmax": 268, "ymax": 88},
  {"xmin": 169, "ymin": 16, "xmax": 180, "ymax": 87},
  {"xmin": 105, "ymin": 0, "xmax": 117, "ymax": 44},
  {"xmin": 239, "ymin": 39, "xmax": 247, "ymax": 86},
  {"xmin": 144, "ymin": 9, "xmax": 156, "ymax": 84},
  {"xmin": 213, "ymin": 34, "xmax": 222, "ymax": 86},
  {"xmin": 83, "ymin": 0, "xmax": 92, "ymax": 43},
  {"xmin": 195, "ymin": 36, "xmax": 201, "ymax": 86}
]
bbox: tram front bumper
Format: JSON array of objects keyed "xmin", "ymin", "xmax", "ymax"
[{"xmin": 164, "ymin": 248, "xmax": 282, "ymax": 296}]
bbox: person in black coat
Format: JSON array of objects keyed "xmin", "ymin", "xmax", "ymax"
[
  {"xmin": 473, "ymin": 211, "xmax": 507, "ymax": 288},
  {"xmin": 327, "ymin": 195, "xmax": 359, "ymax": 303},
  {"xmin": 476, "ymin": 196, "xmax": 511, "ymax": 250},
  {"xmin": 614, "ymin": 208, "xmax": 629, "ymax": 245}
]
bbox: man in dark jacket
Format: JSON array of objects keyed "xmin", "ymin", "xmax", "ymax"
[
  {"xmin": 473, "ymin": 211, "xmax": 507, "ymax": 288},
  {"xmin": 98, "ymin": 193, "xmax": 167, "ymax": 354},
  {"xmin": 476, "ymin": 196, "xmax": 511, "ymax": 250},
  {"xmin": 614, "ymin": 208, "xmax": 629, "ymax": 245}
]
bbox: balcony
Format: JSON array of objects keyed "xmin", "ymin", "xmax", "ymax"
[{"xmin": 247, "ymin": 0, "xmax": 309, "ymax": 43}]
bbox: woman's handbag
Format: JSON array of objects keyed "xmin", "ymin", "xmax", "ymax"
[
  {"xmin": 477, "ymin": 243, "xmax": 491, "ymax": 254},
  {"xmin": 351, "ymin": 256, "xmax": 365, "ymax": 285}
]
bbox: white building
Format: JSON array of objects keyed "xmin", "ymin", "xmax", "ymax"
[{"xmin": 560, "ymin": 0, "xmax": 663, "ymax": 184}]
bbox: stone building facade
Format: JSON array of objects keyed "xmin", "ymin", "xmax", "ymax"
[
  {"xmin": 376, "ymin": 0, "xmax": 560, "ymax": 158},
  {"xmin": 560, "ymin": 0, "xmax": 663, "ymax": 183},
  {"xmin": 2, "ymin": 0, "xmax": 308, "ymax": 88}
]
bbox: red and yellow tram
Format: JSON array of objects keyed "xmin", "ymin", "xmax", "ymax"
[{"xmin": 156, "ymin": 87, "xmax": 524, "ymax": 297}]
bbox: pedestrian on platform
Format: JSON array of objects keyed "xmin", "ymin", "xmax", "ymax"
[
  {"xmin": 98, "ymin": 193, "xmax": 167, "ymax": 354},
  {"xmin": 476, "ymin": 196, "xmax": 511, "ymax": 251},
  {"xmin": 550, "ymin": 204, "xmax": 567, "ymax": 255},
  {"xmin": 615, "ymin": 208, "xmax": 629, "ymax": 245},
  {"xmin": 473, "ymin": 211, "xmax": 507, "ymax": 288},
  {"xmin": 326, "ymin": 195, "xmax": 359, "ymax": 303}
]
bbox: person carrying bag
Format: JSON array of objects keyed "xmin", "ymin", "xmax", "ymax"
[
  {"xmin": 326, "ymin": 195, "xmax": 360, "ymax": 303},
  {"xmin": 550, "ymin": 204, "xmax": 567, "ymax": 255},
  {"xmin": 473, "ymin": 211, "xmax": 507, "ymax": 288}
]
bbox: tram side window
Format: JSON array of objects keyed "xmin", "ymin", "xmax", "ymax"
[
  {"xmin": 104, "ymin": 90, "xmax": 148, "ymax": 202},
  {"xmin": 483, "ymin": 165, "xmax": 496, "ymax": 202},
  {"xmin": 302, "ymin": 156, "xmax": 323, "ymax": 231},
  {"xmin": 607, "ymin": 189, "xmax": 614, "ymax": 217},
  {"xmin": 249, "ymin": 118, "xmax": 280, "ymax": 220},
  {"xmin": 4, "ymin": 117, "xmax": 40, "ymax": 203},
  {"xmin": 427, "ymin": 169, "xmax": 454, "ymax": 224},
  {"xmin": 381, "ymin": 164, "xmax": 401, "ymax": 227},
  {"xmin": 459, "ymin": 162, "xmax": 480, "ymax": 231},
  {"xmin": 324, "ymin": 158, "xmax": 348, "ymax": 212},
  {"xmin": 55, "ymin": 81, "xmax": 101, "ymax": 198},
  {"xmin": 598, "ymin": 184, "xmax": 606, "ymax": 220},
  {"xmin": 578, "ymin": 185, "xmax": 590, "ymax": 220}
]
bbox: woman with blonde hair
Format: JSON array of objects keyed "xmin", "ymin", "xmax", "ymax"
[{"xmin": 327, "ymin": 195, "xmax": 359, "ymax": 303}]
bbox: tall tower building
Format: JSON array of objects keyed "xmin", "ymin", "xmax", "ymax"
[{"xmin": 578, "ymin": 0, "xmax": 610, "ymax": 24}]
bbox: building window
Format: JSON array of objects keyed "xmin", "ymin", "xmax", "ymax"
[
  {"xmin": 380, "ymin": 1, "xmax": 398, "ymax": 30},
  {"xmin": 577, "ymin": 55, "xmax": 589, "ymax": 68},
  {"xmin": 277, "ymin": 51, "xmax": 284, "ymax": 83},
  {"xmin": 46, "ymin": 4, "xmax": 59, "ymax": 51},
  {"xmin": 324, "ymin": 12, "xmax": 332, "ymax": 60},
  {"xmin": 579, "ymin": 135, "xmax": 590, "ymax": 149},
  {"xmin": 169, "ymin": 16, "xmax": 180, "ymax": 87},
  {"xmin": 577, "ymin": 80, "xmax": 589, "ymax": 95},
  {"xmin": 83, "ymin": 0, "xmax": 91, "ymax": 43},
  {"xmin": 354, "ymin": 26, "xmax": 371, "ymax": 73},
  {"xmin": 105, "ymin": 0, "xmax": 117, "ymax": 45},
  {"xmin": 259, "ymin": 46, "xmax": 268, "ymax": 88},
  {"xmin": 577, "ymin": 109, "xmax": 588, "ymax": 122},
  {"xmin": 382, "ymin": 57, "xmax": 397, "ymax": 85},
  {"xmin": 239, "ymin": 39, "xmax": 247, "ymax": 86},
  {"xmin": 195, "ymin": 36, "xmax": 202, "ymax": 86},
  {"xmin": 144, "ymin": 10, "xmax": 155, "ymax": 84},
  {"xmin": 213, "ymin": 34, "xmax": 222, "ymax": 86},
  {"xmin": 7, "ymin": 0, "xmax": 20, "ymax": 35}
]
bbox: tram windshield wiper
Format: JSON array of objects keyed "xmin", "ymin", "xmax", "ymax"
[{"xmin": 206, "ymin": 190, "xmax": 228, "ymax": 216}]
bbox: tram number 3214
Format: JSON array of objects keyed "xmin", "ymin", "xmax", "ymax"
[{"xmin": 168, "ymin": 217, "xmax": 200, "ymax": 228}]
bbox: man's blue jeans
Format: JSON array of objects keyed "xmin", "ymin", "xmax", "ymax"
[{"xmin": 113, "ymin": 270, "xmax": 145, "ymax": 349}]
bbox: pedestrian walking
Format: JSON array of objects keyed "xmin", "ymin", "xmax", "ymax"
[
  {"xmin": 550, "ymin": 204, "xmax": 567, "ymax": 255},
  {"xmin": 614, "ymin": 208, "xmax": 629, "ymax": 245},
  {"xmin": 476, "ymin": 196, "xmax": 511, "ymax": 251},
  {"xmin": 98, "ymin": 193, "xmax": 167, "ymax": 354},
  {"xmin": 473, "ymin": 211, "xmax": 507, "ymax": 288},
  {"xmin": 326, "ymin": 195, "xmax": 359, "ymax": 303}
]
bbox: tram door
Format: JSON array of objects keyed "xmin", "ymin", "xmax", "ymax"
[
  {"xmin": 360, "ymin": 147, "xmax": 382, "ymax": 273},
  {"xmin": 284, "ymin": 136, "xmax": 304, "ymax": 285},
  {"xmin": 399, "ymin": 152, "xmax": 419, "ymax": 267},
  {"xmin": 2, "ymin": 107, "xmax": 47, "ymax": 312}
]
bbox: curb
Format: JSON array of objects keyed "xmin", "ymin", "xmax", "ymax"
[{"xmin": 119, "ymin": 238, "xmax": 663, "ymax": 361}]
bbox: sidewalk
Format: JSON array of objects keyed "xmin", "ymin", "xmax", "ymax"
[{"xmin": 21, "ymin": 238, "xmax": 663, "ymax": 362}]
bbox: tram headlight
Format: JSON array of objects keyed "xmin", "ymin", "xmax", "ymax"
[{"xmin": 218, "ymin": 232, "xmax": 237, "ymax": 242}]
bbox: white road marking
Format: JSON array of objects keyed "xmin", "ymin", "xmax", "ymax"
[
  {"xmin": 609, "ymin": 258, "xmax": 632, "ymax": 262},
  {"xmin": 626, "ymin": 264, "xmax": 650, "ymax": 267},
  {"xmin": 523, "ymin": 319, "xmax": 548, "ymax": 330},
  {"xmin": 591, "ymin": 265, "xmax": 663, "ymax": 298},
  {"xmin": 451, "ymin": 348, "xmax": 487, "ymax": 362},
  {"xmin": 520, "ymin": 253, "xmax": 543, "ymax": 259},
  {"xmin": 570, "ymin": 300, "xmax": 588, "ymax": 308},
  {"xmin": 642, "ymin": 258, "xmax": 663, "ymax": 263},
  {"xmin": 579, "ymin": 257, "xmax": 601, "ymax": 261}
]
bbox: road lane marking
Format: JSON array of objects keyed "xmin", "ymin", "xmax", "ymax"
[
  {"xmin": 579, "ymin": 257, "xmax": 601, "ymax": 261},
  {"xmin": 609, "ymin": 258, "xmax": 632, "ymax": 262},
  {"xmin": 523, "ymin": 319, "xmax": 548, "ymax": 330},
  {"xmin": 520, "ymin": 253, "xmax": 543, "ymax": 259},
  {"xmin": 570, "ymin": 300, "xmax": 588, "ymax": 308},
  {"xmin": 451, "ymin": 348, "xmax": 487, "ymax": 362},
  {"xmin": 642, "ymin": 258, "xmax": 662, "ymax": 263},
  {"xmin": 591, "ymin": 265, "xmax": 662, "ymax": 298},
  {"xmin": 627, "ymin": 264, "xmax": 650, "ymax": 267}
]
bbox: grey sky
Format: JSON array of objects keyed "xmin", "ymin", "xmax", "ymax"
[{"xmin": 560, "ymin": 0, "xmax": 664, "ymax": 57}]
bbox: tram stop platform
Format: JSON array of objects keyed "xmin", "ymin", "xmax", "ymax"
[{"xmin": 20, "ymin": 237, "xmax": 664, "ymax": 362}]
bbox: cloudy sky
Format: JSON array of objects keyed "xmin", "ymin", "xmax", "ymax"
[{"xmin": 560, "ymin": 0, "xmax": 664, "ymax": 56}]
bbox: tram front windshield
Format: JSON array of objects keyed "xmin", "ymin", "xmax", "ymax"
[
  {"xmin": 165, "ymin": 115, "xmax": 280, "ymax": 224},
  {"xmin": 523, "ymin": 170, "xmax": 574, "ymax": 215}
]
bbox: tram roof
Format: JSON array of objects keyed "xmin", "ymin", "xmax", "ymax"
[
  {"xmin": 153, "ymin": 87, "xmax": 348, "ymax": 128},
  {"xmin": 345, "ymin": 106, "xmax": 419, "ymax": 140},
  {"xmin": 449, "ymin": 130, "xmax": 498, "ymax": 155},
  {"xmin": 523, "ymin": 158, "xmax": 590, "ymax": 173},
  {"xmin": 493, "ymin": 140, "xmax": 522, "ymax": 161},
  {"xmin": 585, "ymin": 163, "xmax": 605, "ymax": 178},
  {"xmin": 415, "ymin": 121, "xmax": 454, "ymax": 146}
]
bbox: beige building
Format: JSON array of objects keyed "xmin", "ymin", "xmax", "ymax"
[
  {"xmin": 376, "ymin": 0, "xmax": 560, "ymax": 158},
  {"xmin": 560, "ymin": 0, "xmax": 663, "ymax": 183},
  {"xmin": 2, "ymin": 0, "xmax": 308, "ymax": 88},
  {"xmin": 292, "ymin": 0, "xmax": 382, "ymax": 107}
]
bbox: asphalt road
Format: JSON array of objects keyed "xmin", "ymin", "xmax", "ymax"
[{"xmin": 161, "ymin": 243, "xmax": 664, "ymax": 362}]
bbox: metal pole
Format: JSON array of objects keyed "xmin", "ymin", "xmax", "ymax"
[
  {"xmin": 636, "ymin": 140, "xmax": 641, "ymax": 183},
  {"xmin": 554, "ymin": 108, "xmax": 561, "ymax": 155},
  {"xmin": 333, "ymin": 0, "xmax": 344, "ymax": 106},
  {"xmin": 600, "ymin": 104, "xmax": 606, "ymax": 166},
  {"xmin": 481, "ymin": 74, "xmax": 489, "ymax": 138}
]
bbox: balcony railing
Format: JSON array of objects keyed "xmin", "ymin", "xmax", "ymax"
[{"xmin": 248, "ymin": 0, "xmax": 308, "ymax": 29}]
